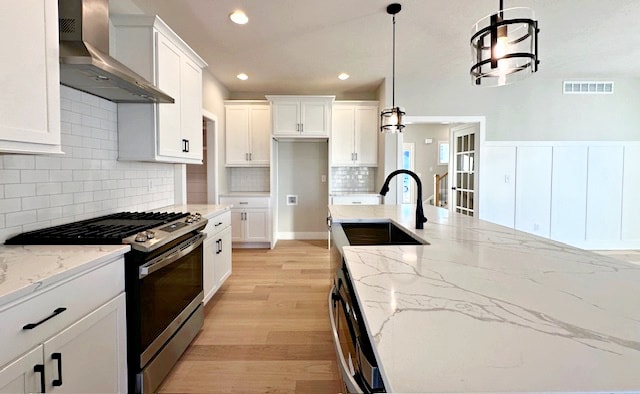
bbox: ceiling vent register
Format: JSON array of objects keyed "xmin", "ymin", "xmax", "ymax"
[{"xmin": 563, "ymin": 81, "xmax": 614, "ymax": 95}]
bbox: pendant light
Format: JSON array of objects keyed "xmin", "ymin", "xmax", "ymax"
[
  {"xmin": 470, "ymin": 0, "xmax": 540, "ymax": 86},
  {"xmin": 380, "ymin": 3, "xmax": 405, "ymax": 133}
]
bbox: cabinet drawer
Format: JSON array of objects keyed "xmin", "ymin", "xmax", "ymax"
[
  {"xmin": 220, "ymin": 196, "xmax": 270, "ymax": 208},
  {"xmin": 203, "ymin": 210, "xmax": 231, "ymax": 236},
  {"xmin": 331, "ymin": 195, "xmax": 380, "ymax": 205},
  {"xmin": 0, "ymin": 258, "xmax": 124, "ymax": 366}
]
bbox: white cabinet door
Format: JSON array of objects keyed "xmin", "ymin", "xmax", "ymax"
[
  {"xmin": 354, "ymin": 106, "xmax": 378, "ymax": 166},
  {"xmin": 249, "ymin": 107, "xmax": 271, "ymax": 165},
  {"xmin": 180, "ymin": 57, "xmax": 203, "ymax": 161},
  {"xmin": 245, "ymin": 210, "xmax": 269, "ymax": 242},
  {"xmin": 225, "ymin": 107, "xmax": 251, "ymax": 165},
  {"xmin": 203, "ymin": 235, "xmax": 217, "ymax": 304},
  {"xmin": 0, "ymin": 346, "xmax": 43, "ymax": 394},
  {"xmin": 225, "ymin": 104, "xmax": 270, "ymax": 166},
  {"xmin": 156, "ymin": 32, "xmax": 183, "ymax": 159},
  {"xmin": 272, "ymin": 101, "xmax": 301, "ymax": 136},
  {"xmin": 214, "ymin": 227, "xmax": 233, "ymax": 289},
  {"xmin": 43, "ymin": 294, "xmax": 127, "ymax": 394},
  {"xmin": 331, "ymin": 107, "xmax": 356, "ymax": 165},
  {"xmin": 300, "ymin": 100, "xmax": 329, "ymax": 136},
  {"xmin": 230, "ymin": 210, "xmax": 244, "ymax": 242},
  {"xmin": 0, "ymin": 0, "xmax": 61, "ymax": 154}
]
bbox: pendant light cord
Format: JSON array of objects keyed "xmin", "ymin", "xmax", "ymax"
[{"xmin": 392, "ymin": 14, "xmax": 396, "ymax": 108}]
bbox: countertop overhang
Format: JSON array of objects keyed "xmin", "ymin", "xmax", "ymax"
[{"xmin": 329, "ymin": 204, "xmax": 640, "ymax": 393}]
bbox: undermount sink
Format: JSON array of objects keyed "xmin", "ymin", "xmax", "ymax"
[{"xmin": 340, "ymin": 222, "xmax": 428, "ymax": 246}]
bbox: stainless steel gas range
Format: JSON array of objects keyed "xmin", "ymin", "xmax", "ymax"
[{"xmin": 5, "ymin": 211, "xmax": 207, "ymax": 393}]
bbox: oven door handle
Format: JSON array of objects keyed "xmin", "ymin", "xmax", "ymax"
[{"xmin": 139, "ymin": 233, "xmax": 206, "ymax": 279}]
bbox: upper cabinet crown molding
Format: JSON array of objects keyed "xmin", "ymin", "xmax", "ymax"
[
  {"xmin": 266, "ymin": 95, "xmax": 335, "ymax": 139},
  {"xmin": 0, "ymin": 0, "xmax": 62, "ymax": 155},
  {"xmin": 111, "ymin": 14, "xmax": 207, "ymax": 164}
]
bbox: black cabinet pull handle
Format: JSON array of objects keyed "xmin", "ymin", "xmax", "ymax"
[
  {"xmin": 34, "ymin": 364, "xmax": 45, "ymax": 393},
  {"xmin": 214, "ymin": 222, "xmax": 222, "ymax": 227},
  {"xmin": 216, "ymin": 239, "xmax": 222, "ymax": 254},
  {"xmin": 23, "ymin": 307, "xmax": 67, "ymax": 330},
  {"xmin": 51, "ymin": 353, "xmax": 63, "ymax": 387}
]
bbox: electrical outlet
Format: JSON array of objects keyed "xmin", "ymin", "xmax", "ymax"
[
  {"xmin": 148, "ymin": 179, "xmax": 154, "ymax": 191},
  {"xmin": 504, "ymin": 174, "xmax": 510, "ymax": 184},
  {"xmin": 321, "ymin": 175, "xmax": 326, "ymax": 182}
]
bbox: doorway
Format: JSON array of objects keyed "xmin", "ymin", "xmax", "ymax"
[{"xmin": 398, "ymin": 116, "xmax": 484, "ymax": 216}]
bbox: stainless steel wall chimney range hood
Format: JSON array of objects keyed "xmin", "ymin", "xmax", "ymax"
[{"xmin": 58, "ymin": 0, "xmax": 174, "ymax": 103}]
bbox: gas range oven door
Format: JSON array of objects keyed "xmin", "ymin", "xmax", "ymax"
[{"xmin": 126, "ymin": 231, "xmax": 205, "ymax": 393}]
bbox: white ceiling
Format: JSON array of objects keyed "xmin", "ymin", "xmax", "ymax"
[{"xmin": 110, "ymin": 0, "xmax": 640, "ymax": 97}]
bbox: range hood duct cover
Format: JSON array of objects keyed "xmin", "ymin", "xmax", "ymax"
[{"xmin": 58, "ymin": 0, "xmax": 174, "ymax": 103}]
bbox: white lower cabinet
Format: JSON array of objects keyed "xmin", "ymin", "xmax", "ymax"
[
  {"xmin": 0, "ymin": 259, "xmax": 127, "ymax": 394},
  {"xmin": 219, "ymin": 196, "xmax": 272, "ymax": 246},
  {"xmin": 202, "ymin": 211, "xmax": 233, "ymax": 304}
]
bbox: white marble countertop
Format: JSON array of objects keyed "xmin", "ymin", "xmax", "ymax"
[
  {"xmin": 0, "ymin": 245, "xmax": 129, "ymax": 309},
  {"xmin": 157, "ymin": 204, "xmax": 231, "ymax": 218},
  {"xmin": 329, "ymin": 204, "xmax": 640, "ymax": 393}
]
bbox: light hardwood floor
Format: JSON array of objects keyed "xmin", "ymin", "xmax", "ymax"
[{"xmin": 158, "ymin": 240, "xmax": 342, "ymax": 393}]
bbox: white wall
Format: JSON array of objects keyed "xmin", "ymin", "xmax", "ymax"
[
  {"xmin": 402, "ymin": 124, "xmax": 449, "ymax": 202},
  {"xmin": 201, "ymin": 70, "xmax": 230, "ymax": 196},
  {"xmin": 479, "ymin": 141, "xmax": 640, "ymax": 249},
  {"xmin": 276, "ymin": 141, "xmax": 328, "ymax": 239},
  {"xmin": 0, "ymin": 86, "xmax": 176, "ymax": 243}
]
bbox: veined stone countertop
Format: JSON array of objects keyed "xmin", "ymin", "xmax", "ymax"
[
  {"xmin": 0, "ymin": 245, "xmax": 129, "ymax": 309},
  {"xmin": 157, "ymin": 204, "xmax": 231, "ymax": 218},
  {"xmin": 329, "ymin": 204, "xmax": 640, "ymax": 393}
]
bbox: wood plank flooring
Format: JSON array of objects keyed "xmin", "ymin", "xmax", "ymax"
[{"xmin": 158, "ymin": 240, "xmax": 341, "ymax": 394}]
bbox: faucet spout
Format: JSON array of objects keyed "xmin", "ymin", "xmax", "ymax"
[{"xmin": 380, "ymin": 169, "xmax": 428, "ymax": 229}]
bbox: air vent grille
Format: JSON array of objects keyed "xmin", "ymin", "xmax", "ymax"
[
  {"xmin": 59, "ymin": 18, "xmax": 76, "ymax": 34},
  {"xmin": 563, "ymin": 81, "xmax": 614, "ymax": 94}
]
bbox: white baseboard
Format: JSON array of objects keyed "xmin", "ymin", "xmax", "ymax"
[{"xmin": 277, "ymin": 231, "xmax": 328, "ymax": 240}]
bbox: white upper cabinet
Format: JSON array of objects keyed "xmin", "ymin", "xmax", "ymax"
[
  {"xmin": 331, "ymin": 102, "xmax": 378, "ymax": 166},
  {"xmin": 225, "ymin": 101, "xmax": 271, "ymax": 166},
  {"xmin": 111, "ymin": 15, "xmax": 207, "ymax": 164},
  {"xmin": 267, "ymin": 96, "xmax": 334, "ymax": 138},
  {"xmin": 0, "ymin": 0, "xmax": 62, "ymax": 155}
]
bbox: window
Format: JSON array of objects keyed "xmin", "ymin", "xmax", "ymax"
[{"xmin": 438, "ymin": 141, "xmax": 449, "ymax": 165}]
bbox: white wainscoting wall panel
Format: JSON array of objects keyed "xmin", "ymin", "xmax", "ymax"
[
  {"xmin": 480, "ymin": 141, "xmax": 638, "ymax": 250},
  {"xmin": 550, "ymin": 146, "xmax": 588, "ymax": 245},
  {"xmin": 515, "ymin": 146, "xmax": 552, "ymax": 237},
  {"xmin": 478, "ymin": 146, "xmax": 516, "ymax": 228},
  {"xmin": 585, "ymin": 146, "xmax": 624, "ymax": 244},
  {"xmin": 621, "ymin": 145, "xmax": 640, "ymax": 242}
]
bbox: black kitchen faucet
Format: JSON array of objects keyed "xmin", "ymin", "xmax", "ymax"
[{"xmin": 380, "ymin": 169, "xmax": 428, "ymax": 229}]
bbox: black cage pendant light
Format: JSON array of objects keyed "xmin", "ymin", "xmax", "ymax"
[
  {"xmin": 380, "ymin": 3, "xmax": 405, "ymax": 133},
  {"xmin": 470, "ymin": 0, "xmax": 540, "ymax": 86}
]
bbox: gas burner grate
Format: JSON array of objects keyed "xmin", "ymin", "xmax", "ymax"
[{"xmin": 4, "ymin": 211, "xmax": 190, "ymax": 245}]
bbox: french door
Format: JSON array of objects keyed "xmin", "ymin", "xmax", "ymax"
[{"xmin": 451, "ymin": 124, "xmax": 478, "ymax": 216}]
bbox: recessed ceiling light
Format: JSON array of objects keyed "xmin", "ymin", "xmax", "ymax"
[
  {"xmin": 237, "ymin": 73, "xmax": 248, "ymax": 80},
  {"xmin": 229, "ymin": 10, "xmax": 249, "ymax": 25},
  {"xmin": 338, "ymin": 73, "xmax": 350, "ymax": 80}
]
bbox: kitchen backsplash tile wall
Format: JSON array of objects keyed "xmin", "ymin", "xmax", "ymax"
[
  {"xmin": 330, "ymin": 166, "xmax": 376, "ymax": 192},
  {"xmin": 0, "ymin": 86, "xmax": 175, "ymax": 243},
  {"xmin": 229, "ymin": 167, "xmax": 269, "ymax": 192}
]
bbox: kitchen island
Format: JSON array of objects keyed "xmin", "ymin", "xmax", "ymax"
[{"xmin": 329, "ymin": 204, "xmax": 640, "ymax": 393}]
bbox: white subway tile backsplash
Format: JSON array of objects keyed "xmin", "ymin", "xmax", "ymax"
[
  {"xmin": 5, "ymin": 184, "xmax": 36, "ymax": 198},
  {"xmin": 36, "ymin": 156, "xmax": 61, "ymax": 170},
  {"xmin": 330, "ymin": 167, "xmax": 376, "ymax": 192},
  {"xmin": 37, "ymin": 183, "xmax": 62, "ymax": 196},
  {"xmin": 22, "ymin": 196, "xmax": 49, "ymax": 210},
  {"xmin": 0, "ymin": 170, "xmax": 21, "ymax": 184},
  {"xmin": 0, "ymin": 87, "xmax": 175, "ymax": 243},
  {"xmin": 37, "ymin": 207, "xmax": 62, "ymax": 221},
  {"xmin": 4, "ymin": 155, "xmax": 35, "ymax": 169},
  {"xmin": 6, "ymin": 210, "xmax": 37, "ymax": 226},
  {"xmin": 50, "ymin": 193, "xmax": 73, "ymax": 207},
  {"xmin": 0, "ymin": 198, "xmax": 21, "ymax": 214},
  {"xmin": 229, "ymin": 167, "xmax": 270, "ymax": 192},
  {"xmin": 21, "ymin": 170, "xmax": 49, "ymax": 183}
]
